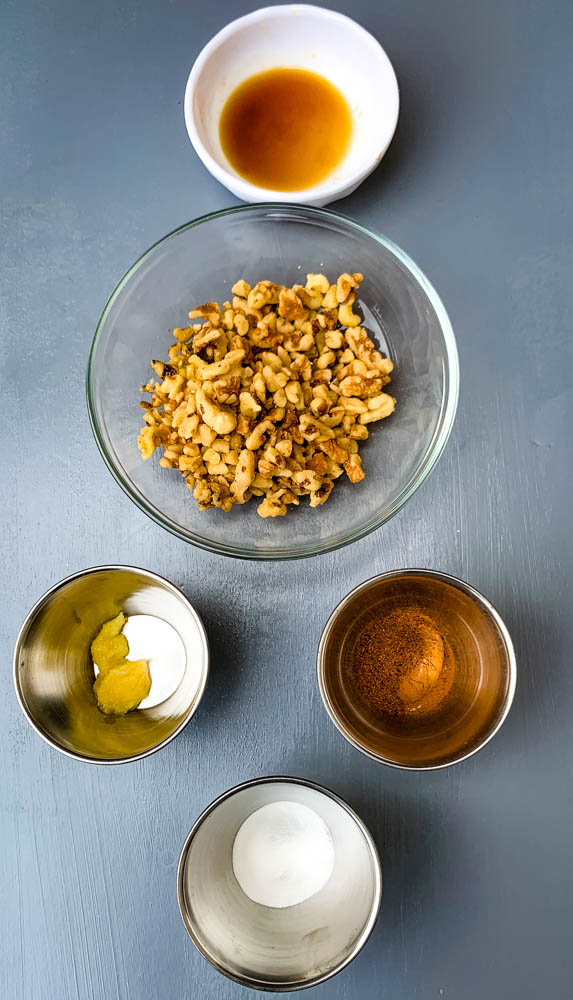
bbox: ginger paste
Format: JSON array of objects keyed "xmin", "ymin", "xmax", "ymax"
[{"xmin": 91, "ymin": 612, "xmax": 151, "ymax": 716}]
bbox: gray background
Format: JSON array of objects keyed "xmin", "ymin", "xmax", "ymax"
[{"xmin": 2, "ymin": 0, "xmax": 572, "ymax": 997}]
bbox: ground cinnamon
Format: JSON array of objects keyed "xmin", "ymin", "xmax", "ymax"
[{"xmin": 351, "ymin": 606, "xmax": 455, "ymax": 717}]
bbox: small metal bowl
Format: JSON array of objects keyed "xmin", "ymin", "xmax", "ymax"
[
  {"xmin": 14, "ymin": 565, "xmax": 209, "ymax": 763},
  {"xmin": 318, "ymin": 569, "xmax": 517, "ymax": 770},
  {"xmin": 177, "ymin": 776, "xmax": 382, "ymax": 991}
]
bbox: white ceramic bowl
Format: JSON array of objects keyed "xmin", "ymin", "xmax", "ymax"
[{"xmin": 184, "ymin": 5, "xmax": 399, "ymax": 207}]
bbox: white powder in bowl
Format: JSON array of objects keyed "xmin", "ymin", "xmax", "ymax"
[{"xmin": 232, "ymin": 800, "xmax": 335, "ymax": 909}]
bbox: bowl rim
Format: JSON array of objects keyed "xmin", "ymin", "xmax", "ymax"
[
  {"xmin": 13, "ymin": 564, "xmax": 210, "ymax": 765},
  {"xmin": 176, "ymin": 774, "xmax": 383, "ymax": 992},
  {"xmin": 183, "ymin": 4, "xmax": 400, "ymax": 204},
  {"xmin": 317, "ymin": 568, "xmax": 517, "ymax": 771},
  {"xmin": 87, "ymin": 203, "xmax": 460, "ymax": 561}
]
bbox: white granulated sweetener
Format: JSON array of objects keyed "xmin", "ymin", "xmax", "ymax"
[{"xmin": 232, "ymin": 800, "xmax": 335, "ymax": 908}]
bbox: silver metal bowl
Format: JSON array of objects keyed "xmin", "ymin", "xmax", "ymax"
[
  {"xmin": 177, "ymin": 776, "xmax": 382, "ymax": 991},
  {"xmin": 14, "ymin": 565, "xmax": 209, "ymax": 763},
  {"xmin": 318, "ymin": 569, "xmax": 517, "ymax": 770}
]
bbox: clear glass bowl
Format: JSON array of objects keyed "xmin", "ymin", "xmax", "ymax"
[{"xmin": 87, "ymin": 205, "xmax": 459, "ymax": 560}]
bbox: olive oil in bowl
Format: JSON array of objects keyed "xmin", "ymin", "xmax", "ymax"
[{"xmin": 219, "ymin": 68, "xmax": 352, "ymax": 192}]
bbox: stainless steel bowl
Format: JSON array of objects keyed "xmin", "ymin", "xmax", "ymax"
[
  {"xmin": 14, "ymin": 565, "xmax": 209, "ymax": 763},
  {"xmin": 177, "ymin": 776, "xmax": 382, "ymax": 991},
  {"xmin": 318, "ymin": 569, "xmax": 517, "ymax": 770}
]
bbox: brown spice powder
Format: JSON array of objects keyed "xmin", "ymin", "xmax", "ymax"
[{"xmin": 351, "ymin": 607, "xmax": 455, "ymax": 717}]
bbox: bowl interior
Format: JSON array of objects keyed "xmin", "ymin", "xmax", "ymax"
[
  {"xmin": 319, "ymin": 573, "xmax": 515, "ymax": 769},
  {"xmin": 187, "ymin": 5, "xmax": 399, "ymax": 197},
  {"xmin": 14, "ymin": 568, "xmax": 208, "ymax": 761},
  {"xmin": 178, "ymin": 779, "xmax": 381, "ymax": 989},
  {"xmin": 88, "ymin": 206, "xmax": 458, "ymax": 559}
]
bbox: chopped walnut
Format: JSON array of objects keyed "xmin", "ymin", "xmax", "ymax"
[{"xmin": 138, "ymin": 273, "xmax": 396, "ymax": 517}]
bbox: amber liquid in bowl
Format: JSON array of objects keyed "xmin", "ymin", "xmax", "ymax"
[
  {"xmin": 219, "ymin": 68, "xmax": 352, "ymax": 191},
  {"xmin": 320, "ymin": 573, "xmax": 514, "ymax": 768}
]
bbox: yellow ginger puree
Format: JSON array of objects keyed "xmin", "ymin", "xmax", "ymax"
[{"xmin": 91, "ymin": 612, "xmax": 151, "ymax": 715}]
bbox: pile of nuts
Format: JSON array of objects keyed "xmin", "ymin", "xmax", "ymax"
[{"xmin": 138, "ymin": 273, "xmax": 396, "ymax": 518}]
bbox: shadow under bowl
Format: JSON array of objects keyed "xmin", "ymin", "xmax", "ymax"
[{"xmin": 317, "ymin": 570, "xmax": 516, "ymax": 769}]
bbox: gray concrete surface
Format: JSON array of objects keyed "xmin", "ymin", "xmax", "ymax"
[{"xmin": 2, "ymin": 1, "xmax": 572, "ymax": 997}]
